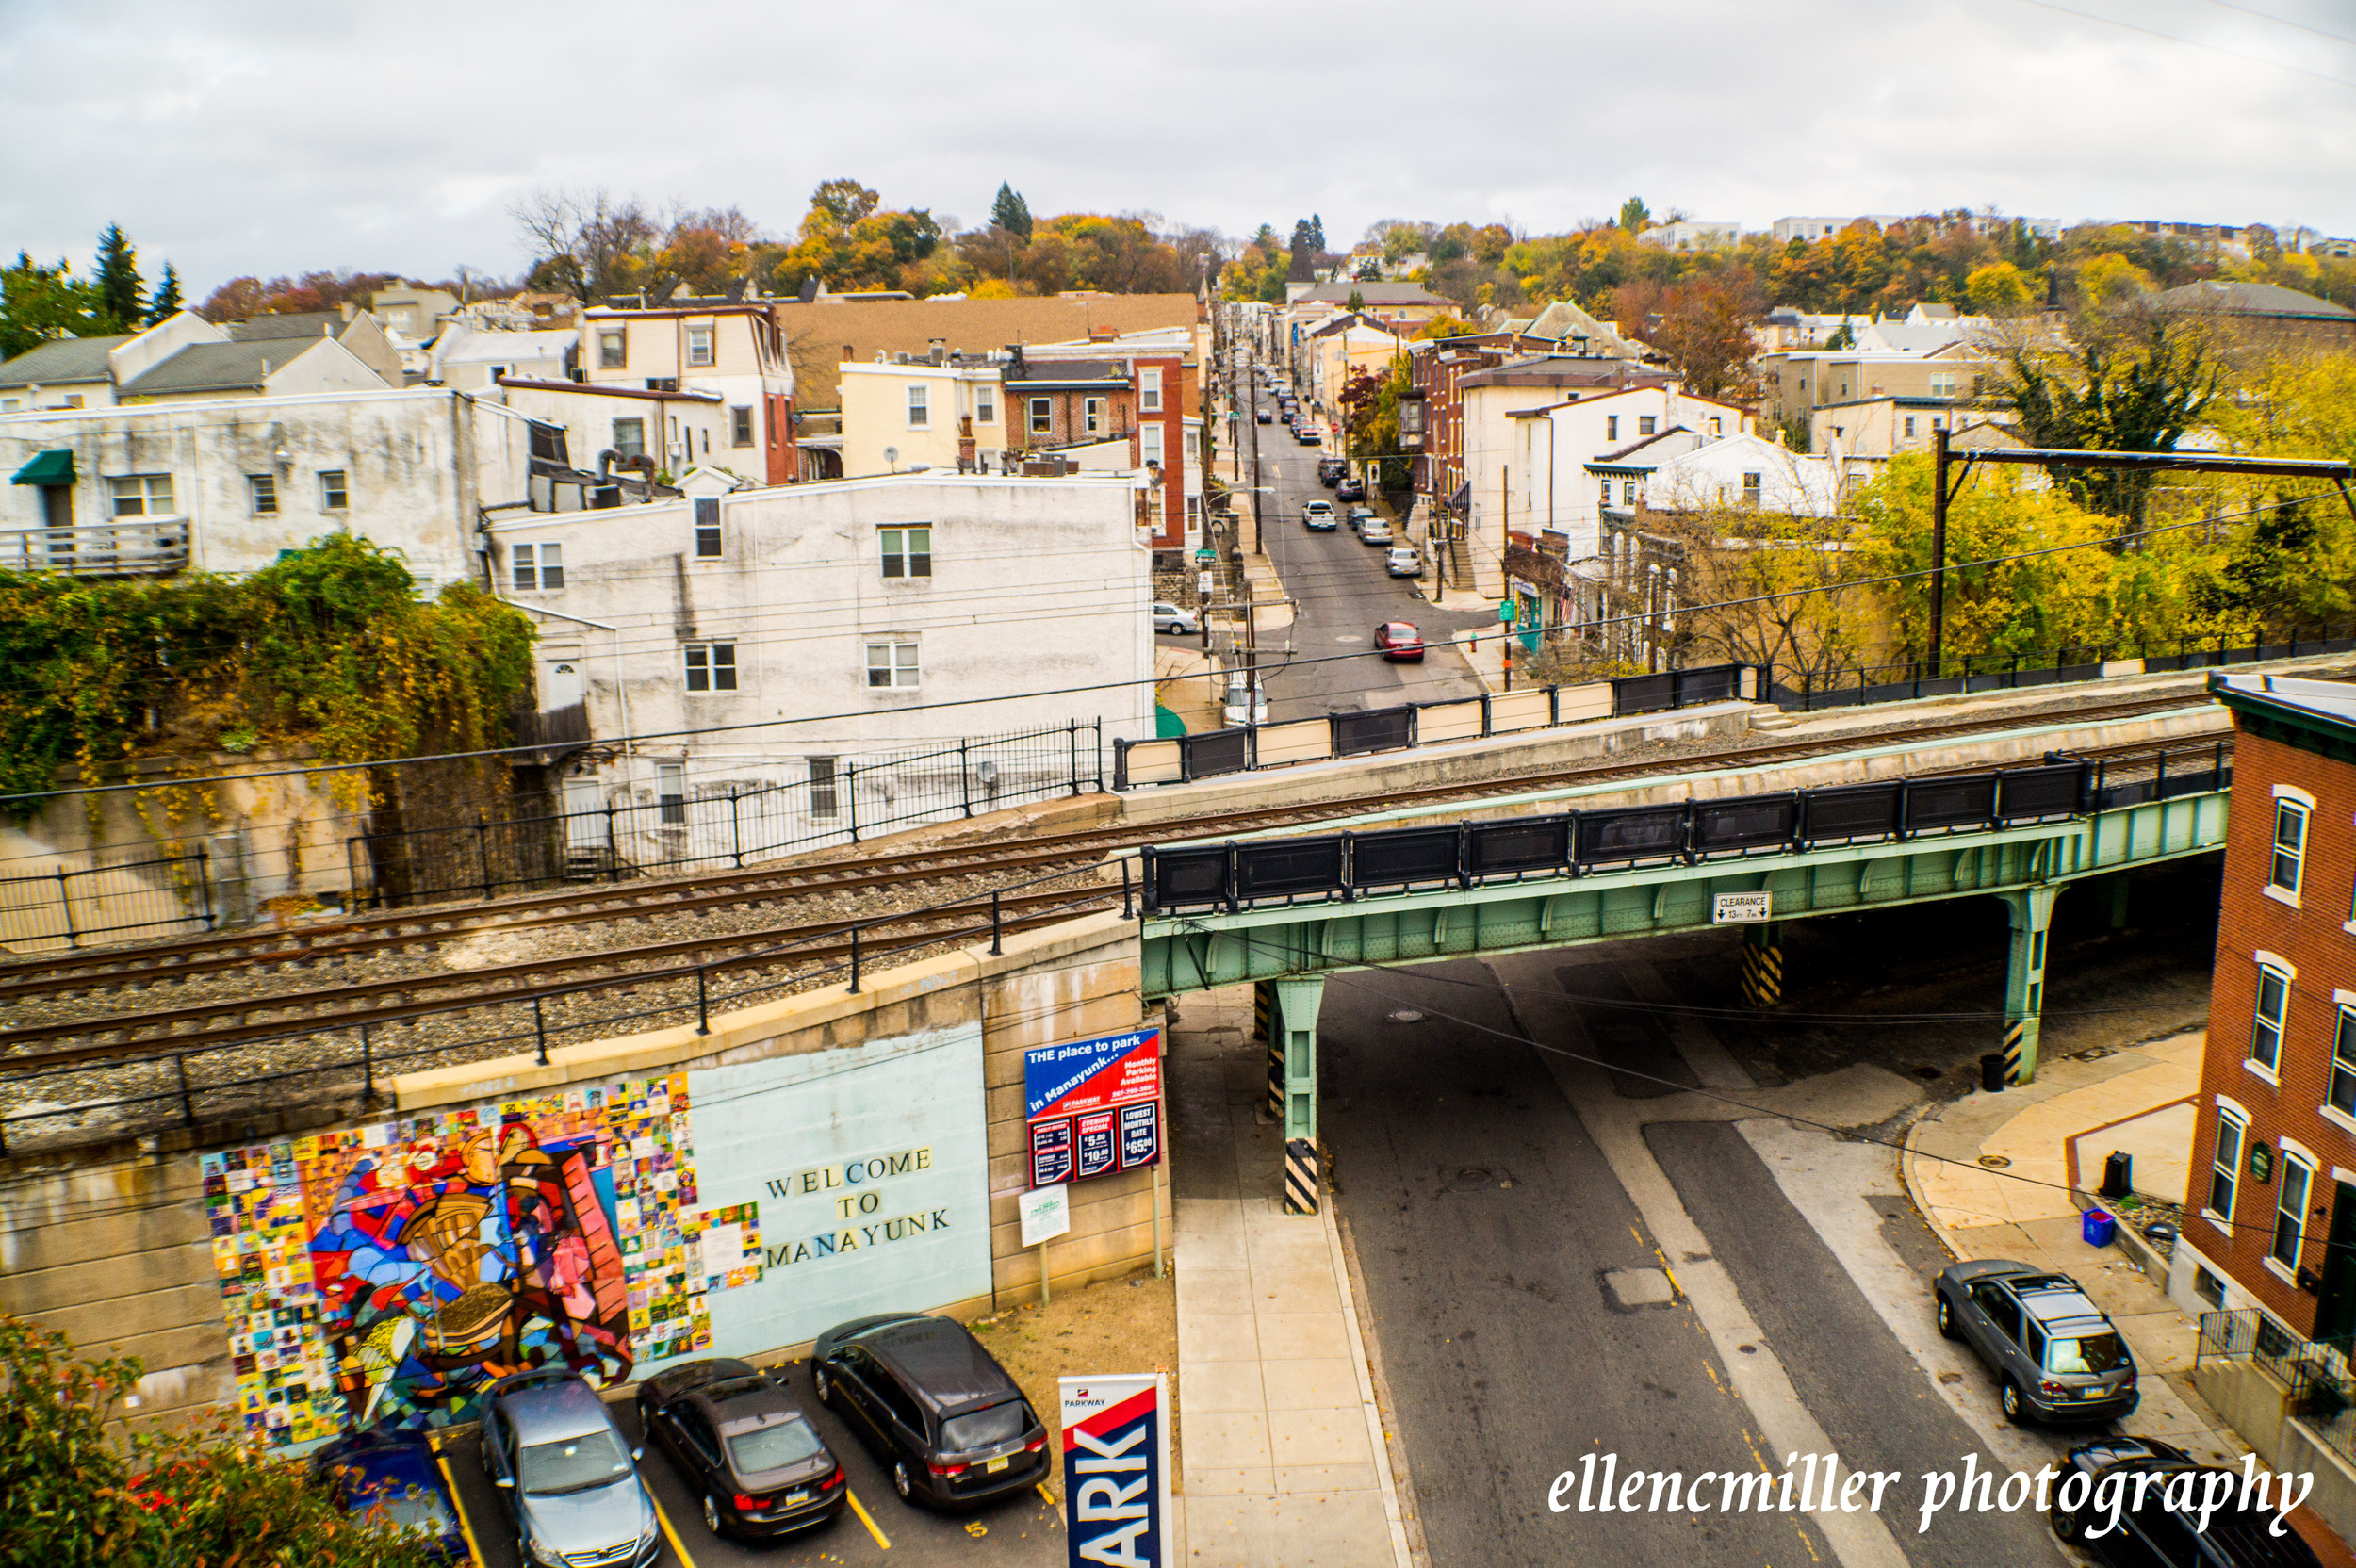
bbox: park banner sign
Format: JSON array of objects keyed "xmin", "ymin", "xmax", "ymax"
[
  {"xmin": 1059, "ymin": 1373, "xmax": 1170, "ymax": 1568},
  {"xmin": 1025, "ymin": 1028, "xmax": 1162, "ymax": 1188}
]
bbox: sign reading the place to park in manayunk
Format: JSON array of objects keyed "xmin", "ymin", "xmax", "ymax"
[{"xmin": 1025, "ymin": 1028, "xmax": 1164, "ymax": 1189}]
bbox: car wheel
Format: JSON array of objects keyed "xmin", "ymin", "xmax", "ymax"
[
  {"xmin": 813, "ymin": 1364, "xmax": 833, "ymax": 1407},
  {"xmin": 703, "ymin": 1494, "xmax": 723, "ymax": 1537},
  {"xmin": 893, "ymin": 1460, "xmax": 915, "ymax": 1501},
  {"xmin": 2001, "ymin": 1378, "xmax": 2032, "ymax": 1425},
  {"xmin": 1936, "ymin": 1294, "xmax": 1957, "ymax": 1340},
  {"xmin": 2050, "ymin": 1501, "xmax": 2085, "ymax": 1542}
]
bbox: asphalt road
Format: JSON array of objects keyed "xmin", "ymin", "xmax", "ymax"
[
  {"xmin": 436, "ymin": 1357, "xmax": 1063, "ymax": 1568},
  {"xmin": 1234, "ymin": 368, "xmax": 1488, "ymax": 724}
]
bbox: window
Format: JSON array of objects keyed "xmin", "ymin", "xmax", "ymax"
[
  {"xmin": 108, "ymin": 475, "xmax": 174, "ymax": 517},
  {"xmin": 880, "ymin": 526, "xmax": 931, "ymax": 579},
  {"xmin": 1622, "ymin": 480, "xmax": 1637, "ymax": 508},
  {"xmin": 1708, "ymin": 416, "xmax": 1723, "ymax": 436},
  {"xmin": 511, "ymin": 542, "xmax": 563, "ymax": 591},
  {"xmin": 1141, "ymin": 423, "xmax": 1164, "ymax": 467},
  {"xmin": 658, "ymin": 761, "xmax": 686, "ymax": 825},
  {"xmin": 319, "ymin": 470, "xmax": 348, "ymax": 510},
  {"xmin": 613, "ymin": 417, "xmax": 645, "ymax": 459},
  {"xmin": 686, "ymin": 326, "xmax": 714, "ymax": 368},
  {"xmin": 1083, "ymin": 397, "xmax": 1104, "ymax": 436},
  {"xmin": 866, "ymin": 640, "xmax": 919, "ymax": 689},
  {"xmin": 683, "ymin": 642, "xmax": 736, "ymax": 692},
  {"xmin": 2210, "ymin": 1110, "xmax": 2244, "ymax": 1218},
  {"xmin": 731, "ymin": 406, "xmax": 754, "ymax": 447},
  {"xmin": 598, "ymin": 330, "xmax": 626, "ymax": 369},
  {"xmin": 248, "ymin": 474, "xmax": 278, "ymax": 514},
  {"xmin": 907, "ymin": 384, "xmax": 929, "ymax": 429},
  {"xmin": 694, "ymin": 498, "xmax": 722, "ymax": 559},
  {"xmin": 1904, "ymin": 416, "xmax": 1917, "ymax": 437},
  {"xmin": 2252, "ymin": 963, "xmax": 2290, "ymax": 1072},
  {"xmin": 1029, "ymin": 397, "xmax": 1052, "ymax": 436},
  {"xmin": 1638, "ymin": 416, "xmax": 1657, "ymax": 436},
  {"xmin": 2275, "ymin": 1150, "xmax": 2314, "ymax": 1269},
  {"xmin": 1606, "ymin": 416, "xmax": 1619, "ymax": 440},
  {"xmin": 1742, "ymin": 472, "xmax": 1762, "ymax": 504},
  {"xmin": 2272, "ymin": 798, "xmax": 2309, "ymax": 895},
  {"xmin": 974, "ymin": 385, "xmax": 996, "ymax": 424},
  {"xmin": 1929, "ymin": 373, "xmax": 1957, "ymax": 398},
  {"xmin": 808, "ymin": 757, "xmax": 839, "ymax": 820},
  {"xmin": 2333, "ymin": 1007, "xmax": 2356, "ymax": 1118},
  {"xmin": 1139, "ymin": 368, "xmax": 1163, "ymax": 413},
  {"xmin": 2194, "ymin": 1265, "xmax": 2226, "ymax": 1308}
]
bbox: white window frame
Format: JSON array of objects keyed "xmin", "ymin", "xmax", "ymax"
[
  {"xmin": 2250, "ymin": 957, "xmax": 2292, "ymax": 1078},
  {"xmin": 973, "ymin": 385, "xmax": 996, "ymax": 424},
  {"xmin": 693, "ymin": 498, "xmax": 722, "ymax": 559},
  {"xmin": 1638, "ymin": 416, "xmax": 1657, "ymax": 436},
  {"xmin": 2330, "ymin": 1002, "xmax": 2356, "ymax": 1129},
  {"xmin": 319, "ymin": 469, "xmax": 349, "ymax": 511},
  {"xmin": 682, "ymin": 641, "xmax": 737, "ymax": 693},
  {"xmin": 1606, "ymin": 416, "xmax": 1618, "ymax": 441},
  {"xmin": 2207, "ymin": 1104, "xmax": 2245, "ymax": 1229},
  {"xmin": 2273, "ymin": 1146, "xmax": 2315, "ymax": 1276},
  {"xmin": 879, "ymin": 526, "xmax": 931, "ymax": 580},
  {"xmin": 731, "ymin": 406, "xmax": 754, "ymax": 447},
  {"xmin": 510, "ymin": 541, "xmax": 563, "ymax": 592},
  {"xmin": 248, "ymin": 473, "xmax": 278, "ymax": 514},
  {"xmin": 807, "ymin": 756, "xmax": 839, "ymax": 820},
  {"xmin": 658, "ymin": 760, "xmax": 687, "ymax": 825},
  {"xmin": 1084, "ymin": 397, "xmax": 1104, "ymax": 436},
  {"xmin": 1029, "ymin": 397, "xmax": 1052, "ymax": 437},
  {"xmin": 2270, "ymin": 786, "xmax": 2314, "ymax": 904},
  {"xmin": 598, "ymin": 329, "xmax": 626, "ymax": 369},
  {"xmin": 907, "ymin": 384, "xmax": 930, "ymax": 429},
  {"xmin": 613, "ymin": 416, "xmax": 646, "ymax": 459},
  {"xmin": 108, "ymin": 474, "xmax": 175, "ymax": 518},
  {"xmin": 1139, "ymin": 368, "xmax": 1163, "ymax": 413},
  {"xmin": 865, "ymin": 639, "xmax": 920, "ymax": 690},
  {"xmin": 1141, "ymin": 423, "xmax": 1164, "ymax": 467},
  {"xmin": 686, "ymin": 325, "xmax": 715, "ymax": 368}
]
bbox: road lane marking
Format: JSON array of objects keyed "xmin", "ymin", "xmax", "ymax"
[
  {"xmin": 649, "ymin": 1494, "xmax": 697, "ymax": 1568},
  {"xmin": 432, "ymin": 1444, "xmax": 487, "ymax": 1567},
  {"xmin": 845, "ymin": 1487, "xmax": 892, "ymax": 1549},
  {"xmin": 1037, "ymin": 1481, "xmax": 1057, "ymax": 1507}
]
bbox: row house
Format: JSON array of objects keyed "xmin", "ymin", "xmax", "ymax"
[
  {"xmin": 1000, "ymin": 331, "xmax": 1199, "ymax": 556},
  {"xmin": 578, "ymin": 302, "xmax": 796, "ymax": 484},
  {"xmin": 1757, "ymin": 340, "xmax": 1992, "ymax": 442},
  {"xmin": 1301, "ymin": 314, "xmax": 1404, "ymax": 434},
  {"xmin": 0, "ymin": 308, "xmax": 403, "ymax": 415}
]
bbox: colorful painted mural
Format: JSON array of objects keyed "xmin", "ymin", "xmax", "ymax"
[{"xmin": 203, "ymin": 1072, "xmax": 761, "ymax": 1448}]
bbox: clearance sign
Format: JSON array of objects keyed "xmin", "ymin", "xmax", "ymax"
[
  {"xmin": 1025, "ymin": 1028, "xmax": 1162, "ymax": 1188},
  {"xmin": 1058, "ymin": 1373, "xmax": 1170, "ymax": 1567}
]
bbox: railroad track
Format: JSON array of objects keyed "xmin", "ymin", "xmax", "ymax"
[{"xmin": 0, "ymin": 682, "xmax": 2237, "ymax": 1073}]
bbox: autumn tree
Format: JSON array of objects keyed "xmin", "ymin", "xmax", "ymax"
[
  {"xmin": 511, "ymin": 187, "xmax": 663, "ymax": 302},
  {"xmin": 0, "ymin": 253, "xmax": 108, "ymax": 357},
  {"xmin": 1965, "ymin": 260, "xmax": 2033, "ymax": 316},
  {"xmin": 2000, "ymin": 313, "xmax": 2220, "ymax": 531},
  {"xmin": 1613, "ymin": 270, "xmax": 1764, "ymax": 401}
]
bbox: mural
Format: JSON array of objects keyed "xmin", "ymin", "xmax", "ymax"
[{"xmin": 203, "ymin": 1072, "xmax": 761, "ymax": 1448}]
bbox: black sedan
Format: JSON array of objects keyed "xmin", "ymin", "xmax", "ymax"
[
  {"xmin": 1336, "ymin": 476, "xmax": 1366, "ymax": 502},
  {"xmin": 2051, "ymin": 1437, "xmax": 2322, "ymax": 1566},
  {"xmin": 1934, "ymin": 1259, "xmax": 2137, "ymax": 1424},
  {"xmin": 811, "ymin": 1313, "xmax": 1050, "ymax": 1509},
  {"xmin": 310, "ymin": 1427, "xmax": 467, "ymax": 1563},
  {"xmin": 638, "ymin": 1358, "xmax": 846, "ymax": 1540}
]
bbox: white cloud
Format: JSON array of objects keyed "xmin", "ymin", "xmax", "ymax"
[{"xmin": 2, "ymin": 0, "xmax": 2351, "ymax": 298}]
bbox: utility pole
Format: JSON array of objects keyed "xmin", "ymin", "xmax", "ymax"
[{"xmin": 1929, "ymin": 425, "xmax": 1949, "ymax": 677}]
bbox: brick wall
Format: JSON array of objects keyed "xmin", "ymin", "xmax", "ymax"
[{"xmin": 2192, "ymin": 727, "xmax": 2356, "ymax": 1332}]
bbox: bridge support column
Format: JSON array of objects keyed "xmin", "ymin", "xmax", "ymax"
[
  {"xmin": 2000, "ymin": 887, "xmax": 2062, "ymax": 1086},
  {"xmin": 1741, "ymin": 922, "xmax": 1784, "ymax": 1008},
  {"xmin": 1255, "ymin": 981, "xmax": 1281, "ymax": 1121},
  {"xmin": 1275, "ymin": 977, "xmax": 1324, "ymax": 1214}
]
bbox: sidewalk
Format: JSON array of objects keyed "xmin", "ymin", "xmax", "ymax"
[
  {"xmin": 1901, "ymin": 1029, "xmax": 2248, "ymax": 1463},
  {"xmin": 1168, "ymin": 986, "xmax": 1414, "ymax": 1567}
]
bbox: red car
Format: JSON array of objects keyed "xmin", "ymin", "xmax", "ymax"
[{"xmin": 1374, "ymin": 622, "xmax": 1424, "ymax": 662}]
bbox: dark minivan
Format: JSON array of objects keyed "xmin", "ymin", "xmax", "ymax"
[
  {"xmin": 810, "ymin": 1314, "xmax": 1050, "ymax": 1508},
  {"xmin": 638, "ymin": 1357, "xmax": 846, "ymax": 1540}
]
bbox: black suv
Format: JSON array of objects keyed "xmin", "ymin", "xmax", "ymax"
[
  {"xmin": 638, "ymin": 1358, "xmax": 845, "ymax": 1541},
  {"xmin": 811, "ymin": 1314, "xmax": 1050, "ymax": 1508},
  {"xmin": 2052, "ymin": 1437, "xmax": 2322, "ymax": 1566},
  {"xmin": 1317, "ymin": 457, "xmax": 1345, "ymax": 486}
]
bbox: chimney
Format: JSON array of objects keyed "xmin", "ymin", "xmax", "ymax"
[
  {"xmin": 928, "ymin": 337, "xmax": 946, "ymax": 365},
  {"xmin": 843, "ymin": 344, "xmax": 856, "ymax": 362}
]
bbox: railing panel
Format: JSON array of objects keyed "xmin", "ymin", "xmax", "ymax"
[
  {"xmin": 1183, "ymin": 729, "xmax": 1252, "ymax": 779},
  {"xmin": 1466, "ymin": 816, "xmax": 1572, "ymax": 876},
  {"xmin": 1692, "ymin": 794, "xmax": 1798, "ymax": 854},
  {"xmin": 1333, "ymin": 707, "xmax": 1414, "ymax": 758},
  {"xmin": 1235, "ymin": 837, "xmax": 1346, "ymax": 900},
  {"xmin": 1798, "ymin": 782, "xmax": 1905, "ymax": 843},
  {"xmin": 1415, "ymin": 699, "xmax": 1486, "ymax": 743},
  {"xmin": 1996, "ymin": 763, "xmax": 2086, "ymax": 823},
  {"xmin": 1122, "ymin": 739, "xmax": 1184, "ymax": 787},
  {"xmin": 1577, "ymin": 805, "xmax": 1687, "ymax": 865},
  {"xmin": 1557, "ymin": 681, "xmax": 1612, "ymax": 722},
  {"xmin": 1349, "ymin": 826, "xmax": 1462, "ymax": 890},
  {"xmin": 1487, "ymin": 689, "xmax": 1553, "ymax": 734},
  {"xmin": 1147, "ymin": 847, "xmax": 1231, "ymax": 911},
  {"xmin": 1253, "ymin": 717, "xmax": 1333, "ymax": 767},
  {"xmin": 1613, "ymin": 672, "xmax": 1676, "ymax": 715},
  {"xmin": 1906, "ymin": 774, "xmax": 1999, "ymax": 832}
]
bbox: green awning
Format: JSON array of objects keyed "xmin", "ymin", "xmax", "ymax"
[
  {"xmin": 9, "ymin": 449, "xmax": 74, "ymax": 486},
  {"xmin": 1155, "ymin": 704, "xmax": 1187, "ymax": 739}
]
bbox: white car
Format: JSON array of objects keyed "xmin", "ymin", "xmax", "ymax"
[
  {"xmin": 1385, "ymin": 546, "xmax": 1422, "ymax": 577},
  {"xmin": 1360, "ymin": 519, "xmax": 1394, "ymax": 546},
  {"xmin": 1153, "ymin": 600, "xmax": 1201, "ymax": 635}
]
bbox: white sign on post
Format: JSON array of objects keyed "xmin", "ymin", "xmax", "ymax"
[
  {"xmin": 1712, "ymin": 892, "xmax": 1773, "ymax": 924},
  {"xmin": 1020, "ymin": 1184, "xmax": 1071, "ymax": 1248}
]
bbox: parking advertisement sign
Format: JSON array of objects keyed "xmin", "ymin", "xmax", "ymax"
[
  {"xmin": 1058, "ymin": 1373, "xmax": 1170, "ymax": 1568},
  {"xmin": 1119, "ymin": 1102, "xmax": 1161, "ymax": 1169},
  {"xmin": 1025, "ymin": 1028, "xmax": 1162, "ymax": 1121},
  {"xmin": 1074, "ymin": 1111, "xmax": 1118, "ymax": 1180}
]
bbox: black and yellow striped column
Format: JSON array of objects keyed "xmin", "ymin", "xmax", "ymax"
[
  {"xmin": 1276, "ymin": 976, "xmax": 1325, "ymax": 1214},
  {"xmin": 1258, "ymin": 981, "xmax": 1283, "ymax": 1121},
  {"xmin": 1740, "ymin": 922, "xmax": 1783, "ymax": 1008}
]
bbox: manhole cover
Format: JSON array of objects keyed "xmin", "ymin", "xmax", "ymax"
[
  {"xmin": 2076, "ymin": 1046, "xmax": 2118, "ymax": 1060},
  {"xmin": 1912, "ymin": 1065, "xmax": 1943, "ymax": 1080},
  {"xmin": 1978, "ymin": 1154, "xmax": 2013, "ymax": 1168},
  {"xmin": 1388, "ymin": 1009, "xmax": 1425, "ymax": 1023},
  {"xmin": 1457, "ymin": 1166, "xmax": 1493, "ymax": 1184}
]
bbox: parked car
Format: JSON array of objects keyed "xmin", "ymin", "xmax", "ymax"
[
  {"xmin": 811, "ymin": 1314, "xmax": 1051, "ymax": 1509},
  {"xmin": 639, "ymin": 1358, "xmax": 847, "ymax": 1541},
  {"xmin": 1153, "ymin": 600, "xmax": 1201, "ymax": 635},
  {"xmin": 480, "ymin": 1368, "xmax": 661, "ymax": 1568},
  {"xmin": 1360, "ymin": 518, "xmax": 1394, "ymax": 546},
  {"xmin": 310, "ymin": 1429, "xmax": 467, "ymax": 1564},
  {"xmin": 1373, "ymin": 621, "xmax": 1424, "ymax": 662},
  {"xmin": 1346, "ymin": 504, "xmax": 1375, "ymax": 531},
  {"xmin": 1934, "ymin": 1260, "xmax": 2138, "ymax": 1424},
  {"xmin": 1386, "ymin": 546, "xmax": 1422, "ymax": 577},
  {"xmin": 1255, "ymin": 409, "xmax": 1272, "ymax": 423},
  {"xmin": 1296, "ymin": 424, "xmax": 1324, "ymax": 446},
  {"xmin": 1336, "ymin": 477, "xmax": 1366, "ymax": 502},
  {"xmin": 1317, "ymin": 457, "xmax": 1345, "ymax": 485},
  {"xmin": 1303, "ymin": 500, "xmax": 1338, "ymax": 531},
  {"xmin": 2050, "ymin": 1437, "xmax": 2322, "ymax": 1565}
]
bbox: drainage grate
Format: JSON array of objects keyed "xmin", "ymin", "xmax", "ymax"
[{"xmin": 1387, "ymin": 1009, "xmax": 1426, "ymax": 1023}]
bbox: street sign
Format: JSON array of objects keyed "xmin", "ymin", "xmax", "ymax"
[
  {"xmin": 1194, "ymin": 548, "xmax": 1217, "ymax": 564},
  {"xmin": 1020, "ymin": 1184, "xmax": 1071, "ymax": 1248},
  {"xmin": 1060, "ymin": 1374, "xmax": 1171, "ymax": 1568},
  {"xmin": 1025, "ymin": 1028, "xmax": 1163, "ymax": 1122},
  {"xmin": 1712, "ymin": 892, "xmax": 1773, "ymax": 923},
  {"xmin": 1498, "ymin": 599, "xmax": 1517, "ymax": 624}
]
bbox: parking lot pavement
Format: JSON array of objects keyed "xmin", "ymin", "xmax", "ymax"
[{"xmin": 438, "ymin": 1360, "xmax": 1063, "ymax": 1568}]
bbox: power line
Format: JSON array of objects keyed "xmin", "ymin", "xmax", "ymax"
[
  {"xmin": 2195, "ymin": 0, "xmax": 2356, "ymax": 50},
  {"xmin": 2011, "ymin": 0, "xmax": 2356, "ymax": 89}
]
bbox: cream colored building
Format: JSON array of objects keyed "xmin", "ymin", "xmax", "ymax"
[{"xmin": 838, "ymin": 357, "xmax": 1009, "ymax": 478}]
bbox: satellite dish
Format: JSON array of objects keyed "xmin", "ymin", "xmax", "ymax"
[{"xmin": 884, "ymin": 446, "xmax": 900, "ymax": 470}]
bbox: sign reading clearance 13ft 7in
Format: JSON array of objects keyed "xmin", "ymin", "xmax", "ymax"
[
  {"xmin": 1059, "ymin": 1373, "xmax": 1170, "ymax": 1568},
  {"xmin": 1025, "ymin": 1028, "xmax": 1162, "ymax": 1188}
]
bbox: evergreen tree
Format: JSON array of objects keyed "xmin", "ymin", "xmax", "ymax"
[
  {"xmin": 1309, "ymin": 214, "xmax": 1326, "ymax": 254},
  {"xmin": 990, "ymin": 182, "xmax": 1032, "ymax": 242},
  {"xmin": 1618, "ymin": 197, "xmax": 1652, "ymax": 234},
  {"xmin": 145, "ymin": 261, "xmax": 183, "ymax": 324},
  {"xmin": 92, "ymin": 222, "xmax": 142, "ymax": 329}
]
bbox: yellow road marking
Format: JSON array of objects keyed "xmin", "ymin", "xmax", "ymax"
[
  {"xmin": 432, "ymin": 1444, "xmax": 488, "ymax": 1567},
  {"xmin": 649, "ymin": 1493, "xmax": 698, "ymax": 1568},
  {"xmin": 1037, "ymin": 1480, "xmax": 1058, "ymax": 1507},
  {"xmin": 846, "ymin": 1487, "xmax": 892, "ymax": 1549}
]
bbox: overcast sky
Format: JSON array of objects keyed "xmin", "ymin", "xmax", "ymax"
[{"xmin": 4, "ymin": 0, "xmax": 2352, "ymax": 299}]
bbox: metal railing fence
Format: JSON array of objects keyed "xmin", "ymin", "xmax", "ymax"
[
  {"xmin": 0, "ymin": 847, "xmax": 215, "ymax": 953},
  {"xmin": 1774, "ymin": 629, "xmax": 2356, "ymax": 711}
]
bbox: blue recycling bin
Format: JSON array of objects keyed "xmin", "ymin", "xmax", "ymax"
[{"xmin": 2082, "ymin": 1207, "xmax": 2118, "ymax": 1249}]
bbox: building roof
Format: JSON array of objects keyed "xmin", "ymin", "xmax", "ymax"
[
  {"xmin": 2213, "ymin": 672, "xmax": 2356, "ymax": 754},
  {"xmin": 1587, "ymin": 428, "xmax": 1697, "ymax": 469},
  {"xmin": 1460, "ymin": 357, "xmax": 1669, "ymax": 391},
  {"xmin": 2151, "ymin": 280, "xmax": 2356, "ymax": 321},
  {"xmin": 0, "ymin": 334, "xmax": 134, "ymax": 389},
  {"xmin": 497, "ymin": 377, "xmax": 723, "ymax": 403},
  {"xmin": 1004, "ymin": 357, "xmax": 1123, "ymax": 387},
  {"xmin": 777, "ymin": 294, "xmax": 1199, "ymax": 413},
  {"xmin": 227, "ymin": 311, "xmax": 354, "ymax": 342},
  {"xmin": 1291, "ymin": 281, "xmax": 1450, "ymax": 307},
  {"xmin": 116, "ymin": 339, "xmax": 314, "ymax": 398}
]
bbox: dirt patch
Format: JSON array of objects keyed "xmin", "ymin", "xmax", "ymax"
[{"xmin": 968, "ymin": 1264, "xmax": 1179, "ymax": 1499}]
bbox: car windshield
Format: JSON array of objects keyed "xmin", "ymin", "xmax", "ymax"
[
  {"xmin": 2047, "ymin": 1331, "xmax": 2131, "ymax": 1374},
  {"xmin": 519, "ymin": 1429, "xmax": 634, "ymax": 1495},
  {"xmin": 726, "ymin": 1416, "xmax": 827, "ymax": 1474},
  {"xmin": 940, "ymin": 1400, "xmax": 1032, "ymax": 1452}
]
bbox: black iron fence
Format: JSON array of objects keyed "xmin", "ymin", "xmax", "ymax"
[
  {"xmin": 0, "ymin": 848, "xmax": 216, "ymax": 952},
  {"xmin": 1774, "ymin": 630, "xmax": 2356, "ymax": 712},
  {"xmin": 1141, "ymin": 741, "xmax": 2229, "ymax": 915},
  {"xmin": 349, "ymin": 721, "xmax": 1104, "ymax": 908}
]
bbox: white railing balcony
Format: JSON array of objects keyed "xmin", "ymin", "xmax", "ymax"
[{"xmin": 0, "ymin": 519, "xmax": 191, "ymax": 576}]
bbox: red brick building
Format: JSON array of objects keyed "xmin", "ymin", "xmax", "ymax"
[
  {"xmin": 1003, "ymin": 332, "xmax": 1197, "ymax": 554},
  {"xmin": 2180, "ymin": 673, "xmax": 2356, "ymax": 1348}
]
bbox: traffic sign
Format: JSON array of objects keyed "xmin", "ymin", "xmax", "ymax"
[{"xmin": 1498, "ymin": 600, "xmax": 1518, "ymax": 624}]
